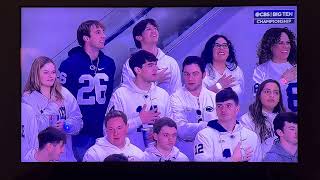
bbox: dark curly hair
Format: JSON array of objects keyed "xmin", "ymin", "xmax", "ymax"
[
  {"xmin": 201, "ymin": 34, "xmax": 238, "ymax": 71},
  {"xmin": 249, "ymin": 79, "xmax": 286, "ymax": 143},
  {"xmin": 257, "ymin": 27, "xmax": 297, "ymax": 65}
]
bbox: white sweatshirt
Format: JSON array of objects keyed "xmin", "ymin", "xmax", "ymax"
[
  {"xmin": 22, "ymin": 87, "xmax": 83, "ymax": 162},
  {"xmin": 194, "ymin": 120, "xmax": 260, "ymax": 162},
  {"xmin": 122, "ymin": 48, "xmax": 182, "ymax": 95},
  {"xmin": 169, "ymin": 86, "xmax": 217, "ymax": 160},
  {"xmin": 253, "ymin": 61, "xmax": 297, "ymax": 112},
  {"xmin": 143, "ymin": 142, "xmax": 189, "ymax": 162},
  {"xmin": 23, "ymin": 148, "xmax": 39, "ymax": 162},
  {"xmin": 203, "ymin": 63, "xmax": 244, "ymax": 97},
  {"xmin": 240, "ymin": 111, "xmax": 278, "ymax": 161},
  {"xmin": 83, "ymin": 137, "xmax": 144, "ymax": 162},
  {"xmin": 21, "ymin": 103, "xmax": 39, "ymax": 161},
  {"xmin": 106, "ymin": 83, "xmax": 171, "ymax": 150}
]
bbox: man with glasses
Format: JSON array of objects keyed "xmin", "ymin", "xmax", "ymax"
[
  {"xmin": 106, "ymin": 50, "xmax": 171, "ymax": 151},
  {"xmin": 194, "ymin": 88, "xmax": 259, "ymax": 162},
  {"xmin": 169, "ymin": 56, "xmax": 217, "ymax": 161}
]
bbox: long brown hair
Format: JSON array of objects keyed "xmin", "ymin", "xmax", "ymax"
[
  {"xmin": 24, "ymin": 56, "xmax": 63, "ymax": 101},
  {"xmin": 249, "ymin": 79, "xmax": 286, "ymax": 143}
]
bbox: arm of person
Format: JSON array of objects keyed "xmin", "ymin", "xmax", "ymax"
[
  {"xmin": 169, "ymin": 58, "xmax": 182, "ymax": 94},
  {"xmin": 170, "ymin": 94, "xmax": 207, "ymax": 141},
  {"xmin": 248, "ymin": 132, "xmax": 262, "ymax": 162},
  {"xmin": 231, "ymin": 67, "xmax": 245, "ymax": 96},
  {"xmin": 63, "ymin": 88, "xmax": 83, "ymax": 135},
  {"xmin": 239, "ymin": 113, "xmax": 255, "ymax": 131},
  {"xmin": 121, "ymin": 58, "xmax": 135, "ymax": 85},
  {"xmin": 194, "ymin": 130, "xmax": 214, "ymax": 162},
  {"xmin": 21, "ymin": 103, "xmax": 39, "ymax": 159},
  {"xmin": 82, "ymin": 148, "xmax": 100, "ymax": 162},
  {"xmin": 58, "ymin": 60, "xmax": 71, "ymax": 87}
]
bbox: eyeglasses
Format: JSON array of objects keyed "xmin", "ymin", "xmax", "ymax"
[
  {"xmin": 214, "ymin": 43, "xmax": 229, "ymax": 49},
  {"xmin": 196, "ymin": 109, "xmax": 203, "ymax": 123}
]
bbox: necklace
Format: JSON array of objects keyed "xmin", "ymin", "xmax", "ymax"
[{"xmin": 89, "ymin": 57, "xmax": 100, "ymax": 74}]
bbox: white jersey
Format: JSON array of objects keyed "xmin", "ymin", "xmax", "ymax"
[
  {"xmin": 23, "ymin": 148, "xmax": 39, "ymax": 162},
  {"xmin": 169, "ymin": 86, "xmax": 217, "ymax": 160},
  {"xmin": 203, "ymin": 64, "xmax": 244, "ymax": 97},
  {"xmin": 253, "ymin": 61, "xmax": 297, "ymax": 112},
  {"xmin": 240, "ymin": 111, "xmax": 278, "ymax": 161},
  {"xmin": 106, "ymin": 83, "xmax": 171, "ymax": 150},
  {"xmin": 21, "ymin": 103, "xmax": 39, "ymax": 161},
  {"xmin": 194, "ymin": 120, "xmax": 260, "ymax": 162},
  {"xmin": 143, "ymin": 142, "xmax": 189, "ymax": 162},
  {"xmin": 122, "ymin": 48, "xmax": 182, "ymax": 95},
  {"xmin": 83, "ymin": 137, "xmax": 144, "ymax": 162},
  {"xmin": 22, "ymin": 87, "xmax": 83, "ymax": 162}
]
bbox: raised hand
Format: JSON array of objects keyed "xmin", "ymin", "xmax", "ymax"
[
  {"xmin": 157, "ymin": 67, "xmax": 171, "ymax": 84},
  {"xmin": 139, "ymin": 104, "xmax": 161, "ymax": 124},
  {"xmin": 54, "ymin": 120, "xmax": 64, "ymax": 131},
  {"xmin": 281, "ymin": 65, "xmax": 297, "ymax": 83},
  {"xmin": 218, "ymin": 74, "xmax": 236, "ymax": 89}
]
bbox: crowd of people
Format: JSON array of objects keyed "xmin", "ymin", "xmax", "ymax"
[{"xmin": 21, "ymin": 18, "xmax": 297, "ymax": 162}]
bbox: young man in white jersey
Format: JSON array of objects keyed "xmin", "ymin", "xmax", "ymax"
[
  {"xmin": 106, "ymin": 50, "xmax": 171, "ymax": 150},
  {"xmin": 23, "ymin": 127, "xmax": 66, "ymax": 162},
  {"xmin": 122, "ymin": 18, "xmax": 181, "ymax": 95},
  {"xmin": 170, "ymin": 56, "xmax": 217, "ymax": 160},
  {"xmin": 144, "ymin": 117, "xmax": 189, "ymax": 162},
  {"xmin": 194, "ymin": 88, "xmax": 259, "ymax": 162},
  {"xmin": 83, "ymin": 110, "xmax": 144, "ymax": 162}
]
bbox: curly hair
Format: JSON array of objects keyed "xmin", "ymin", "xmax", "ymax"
[
  {"xmin": 257, "ymin": 27, "xmax": 297, "ymax": 65},
  {"xmin": 201, "ymin": 34, "xmax": 238, "ymax": 71},
  {"xmin": 249, "ymin": 79, "xmax": 286, "ymax": 143}
]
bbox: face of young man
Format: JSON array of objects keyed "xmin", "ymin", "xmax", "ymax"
[
  {"xmin": 212, "ymin": 37, "xmax": 229, "ymax": 63},
  {"xmin": 271, "ymin": 32, "xmax": 291, "ymax": 62},
  {"xmin": 154, "ymin": 126, "xmax": 177, "ymax": 152},
  {"xmin": 216, "ymin": 99, "xmax": 239, "ymax": 123},
  {"xmin": 183, "ymin": 63, "xmax": 205, "ymax": 93},
  {"xmin": 137, "ymin": 61, "xmax": 158, "ymax": 82},
  {"xmin": 136, "ymin": 23, "xmax": 159, "ymax": 46},
  {"xmin": 85, "ymin": 24, "xmax": 106, "ymax": 50},
  {"xmin": 106, "ymin": 117, "xmax": 128, "ymax": 149},
  {"xmin": 260, "ymin": 82, "xmax": 280, "ymax": 112},
  {"xmin": 48, "ymin": 141, "xmax": 65, "ymax": 161},
  {"xmin": 279, "ymin": 121, "xmax": 298, "ymax": 145},
  {"xmin": 39, "ymin": 62, "xmax": 56, "ymax": 88}
]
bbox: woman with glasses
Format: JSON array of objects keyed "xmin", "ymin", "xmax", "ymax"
[
  {"xmin": 240, "ymin": 79, "xmax": 286, "ymax": 161},
  {"xmin": 201, "ymin": 34, "xmax": 244, "ymax": 97},
  {"xmin": 22, "ymin": 56, "xmax": 83, "ymax": 162},
  {"xmin": 253, "ymin": 27, "xmax": 297, "ymax": 112}
]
